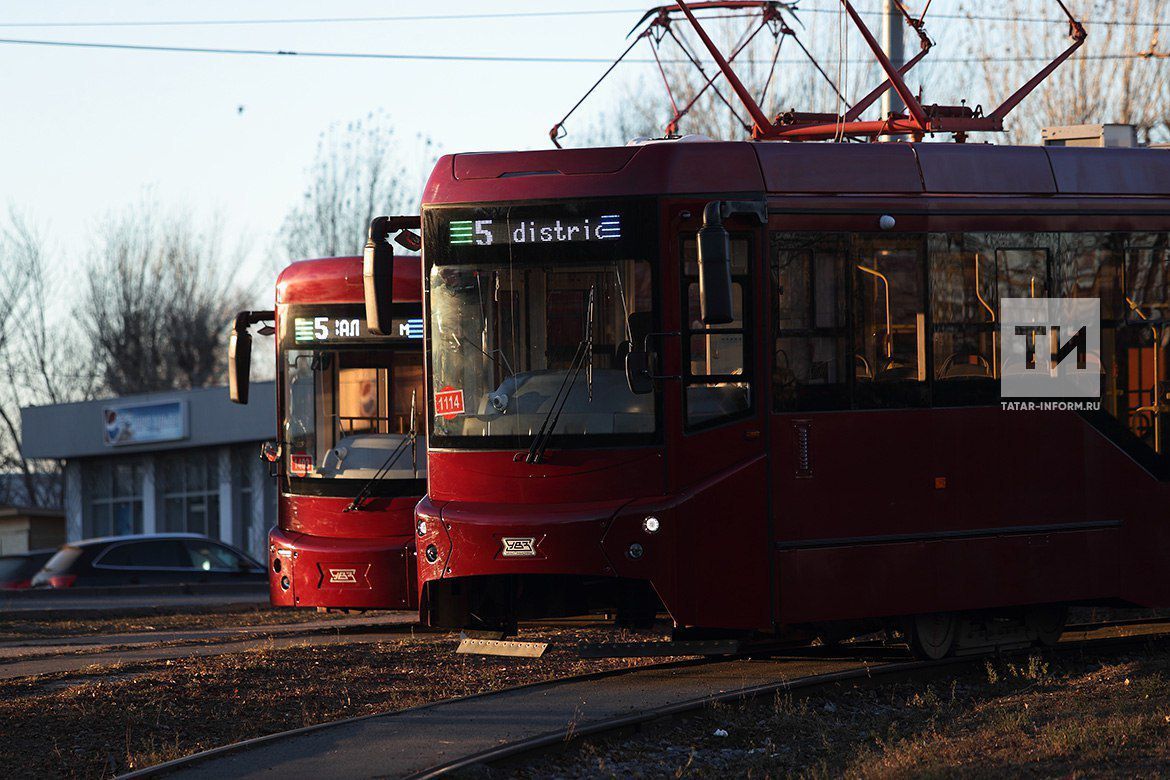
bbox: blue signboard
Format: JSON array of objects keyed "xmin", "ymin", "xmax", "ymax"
[{"xmin": 102, "ymin": 401, "xmax": 188, "ymax": 447}]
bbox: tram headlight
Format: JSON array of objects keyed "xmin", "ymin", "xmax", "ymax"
[
  {"xmin": 626, "ymin": 543, "xmax": 644, "ymax": 560},
  {"xmin": 642, "ymin": 516, "xmax": 661, "ymax": 534},
  {"xmin": 425, "ymin": 544, "xmax": 439, "ymax": 564},
  {"xmin": 417, "ymin": 519, "xmax": 428, "ymax": 537}
]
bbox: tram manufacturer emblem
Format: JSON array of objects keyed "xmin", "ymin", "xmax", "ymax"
[
  {"xmin": 327, "ymin": 568, "xmax": 358, "ymax": 584},
  {"xmin": 501, "ymin": 537, "xmax": 537, "ymax": 557}
]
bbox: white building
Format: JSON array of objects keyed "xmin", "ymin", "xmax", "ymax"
[{"xmin": 20, "ymin": 384, "xmax": 277, "ymax": 561}]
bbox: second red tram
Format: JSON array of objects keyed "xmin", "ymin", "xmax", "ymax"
[
  {"xmin": 412, "ymin": 139, "xmax": 1170, "ymax": 654},
  {"xmin": 232, "ymin": 254, "xmax": 426, "ymax": 610}
]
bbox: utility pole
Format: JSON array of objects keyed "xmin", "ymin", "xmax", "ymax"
[{"xmin": 881, "ymin": 0, "xmax": 905, "ymax": 120}]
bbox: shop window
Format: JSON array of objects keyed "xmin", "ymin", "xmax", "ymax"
[
  {"xmin": 160, "ymin": 450, "xmax": 221, "ymax": 539},
  {"xmin": 84, "ymin": 460, "xmax": 143, "ymax": 538}
]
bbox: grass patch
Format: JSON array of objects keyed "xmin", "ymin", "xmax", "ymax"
[{"xmin": 528, "ymin": 642, "xmax": 1170, "ymax": 778}]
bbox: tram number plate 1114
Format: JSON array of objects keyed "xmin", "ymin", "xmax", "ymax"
[{"xmin": 435, "ymin": 387, "xmax": 465, "ymax": 420}]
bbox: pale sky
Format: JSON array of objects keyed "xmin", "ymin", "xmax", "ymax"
[
  {"xmin": 0, "ymin": 0, "xmax": 671, "ymax": 293},
  {"xmin": 0, "ymin": 0, "xmax": 1137, "ymax": 299}
]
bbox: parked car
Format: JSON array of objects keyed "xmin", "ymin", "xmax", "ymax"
[
  {"xmin": 31, "ymin": 534, "xmax": 266, "ymax": 588},
  {"xmin": 0, "ymin": 549, "xmax": 55, "ymax": 590}
]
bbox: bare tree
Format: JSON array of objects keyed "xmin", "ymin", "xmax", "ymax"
[
  {"xmin": 966, "ymin": 0, "xmax": 1170, "ymax": 145},
  {"xmin": 282, "ymin": 112, "xmax": 435, "ymax": 260},
  {"xmin": 80, "ymin": 203, "xmax": 253, "ymax": 396},
  {"xmin": 0, "ymin": 210, "xmax": 96, "ymax": 508}
]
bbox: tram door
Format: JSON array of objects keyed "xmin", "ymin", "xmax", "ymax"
[{"xmin": 667, "ymin": 225, "xmax": 770, "ymax": 630}]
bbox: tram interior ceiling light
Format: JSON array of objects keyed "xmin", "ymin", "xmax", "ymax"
[{"xmin": 643, "ymin": 516, "xmax": 661, "ymax": 534}]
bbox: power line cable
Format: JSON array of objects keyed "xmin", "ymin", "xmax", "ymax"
[
  {"xmin": 0, "ymin": 36, "xmax": 1161, "ymax": 64},
  {"xmin": 0, "ymin": 6, "xmax": 1164, "ymax": 30}
]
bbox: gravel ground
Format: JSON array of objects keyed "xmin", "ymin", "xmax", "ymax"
[
  {"xmin": 518, "ymin": 641, "xmax": 1170, "ymax": 778},
  {"xmin": 0, "ymin": 625, "xmax": 666, "ymax": 778}
]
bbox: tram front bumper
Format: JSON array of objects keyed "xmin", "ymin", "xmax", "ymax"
[{"xmin": 268, "ymin": 527, "xmax": 417, "ymax": 610}]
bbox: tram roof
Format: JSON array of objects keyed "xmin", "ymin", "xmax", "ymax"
[
  {"xmin": 276, "ymin": 255, "xmax": 421, "ymax": 306},
  {"xmin": 422, "ymin": 140, "xmax": 1170, "ymax": 205}
]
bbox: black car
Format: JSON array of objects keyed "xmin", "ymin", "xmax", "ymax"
[
  {"xmin": 0, "ymin": 549, "xmax": 55, "ymax": 590},
  {"xmin": 31, "ymin": 534, "xmax": 266, "ymax": 588}
]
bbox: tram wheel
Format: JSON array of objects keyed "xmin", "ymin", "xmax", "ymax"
[{"xmin": 906, "ymin": 612, "xmax": 958, "ymax": 660}]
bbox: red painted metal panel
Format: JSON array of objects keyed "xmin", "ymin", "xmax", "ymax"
[
  {"xmin": 276, "ymin": 255, "xmax": 422, "ymax": 305},
  {"xmin": 425, "ymin": 143, "xmax": 765, "ymax": 205},
  {"xmin": 914, "ymin": 144, "xmax": 1056, "ymax": 195},
  {"xmin": 268, "ymin": 526, "xmax": 415, "ymax": 610},
  {"xmin": 755, "ymin": 143, "xmax": 922, "ymax": 194},
  {"xmin": 282, "ymin": 494, "xmax": 420, "ymax": 540},
  {"xmin": 426, "ymin": 449, "xmax": 666, "ymax": 505},
  {"xmin": 777, "ymin": 528, "xmax": 1119, "ymax": 624},
  {"xmin": 453, "ymin": 147, "xmax": 638, "ymax": 180},
  {"xmin": 433, "ymin": 499, "xmax": 623, "ymax": 580},
  {"xmin": 1048, "ymin": 147, "xmax": 1170, "ymax": 196}
]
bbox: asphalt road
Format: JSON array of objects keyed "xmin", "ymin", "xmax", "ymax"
[
  {"xmin": 0, "ymin": 588, "xmax": 268, "ymax": 616},
  {"xmin": 0, "ymin": 613, "xmax": 417, "ymax": 679}
]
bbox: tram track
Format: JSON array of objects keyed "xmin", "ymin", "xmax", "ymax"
[
  {"xmin": 416, "ymin": 619, "xmax": 1170, "ymax": 779},
  {"xmin": 121, "ymin": 618, "xmax": 1170, "ymax": 779}
]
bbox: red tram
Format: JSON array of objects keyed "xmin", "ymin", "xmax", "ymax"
[
  {"xmin": 411, "ymin": 139, "xmax": 1170, "ymax": 655},
  {"xmin": 230, "ymin": 252, "xmax": 426, "ymax": 610}
]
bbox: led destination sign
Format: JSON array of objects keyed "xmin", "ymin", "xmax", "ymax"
[
  {"xmin": 449, "ymin": 214, "xmax": 622, "ymax": 247},
  {"xmin": 292, "ymin": 316, "xmax": 423, "ymax": 344}
]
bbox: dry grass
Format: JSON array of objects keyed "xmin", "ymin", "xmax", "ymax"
[
  {"xmin": 0, "ymin": 627, "xmax": 661, "ymax": 778},
  {"xmin": 531, "ymin": 642, "xmax": 1170, "ymax": 779}
]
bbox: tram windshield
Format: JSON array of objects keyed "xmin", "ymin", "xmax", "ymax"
[
  {"xmin": 281, "ymin": 304, "xmax": 426, "ymax": 482},
  {"xmin": 425, "ymin": 201, "xmax": 658, "ymax": 447}
]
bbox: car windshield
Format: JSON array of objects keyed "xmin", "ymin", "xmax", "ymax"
[{"xmin": 425, "ymin": 201, "xmax": 658, "ymax": 448}]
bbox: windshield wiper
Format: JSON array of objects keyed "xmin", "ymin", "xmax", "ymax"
[
  {"xmin": 526, "ymin": 286, "xmax": 595, "ymax": 465},
  {"xmin": 345, "ymin": 391, "xmax": 418, "ymax": 512}
]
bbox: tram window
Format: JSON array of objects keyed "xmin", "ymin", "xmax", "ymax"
[
  {"xmin": 853, "ymin": 236, "xmax": 928, "ymax": 408},
  {"xmin": 1115, "ymin": 233, "xmax": 1170, "ymax": 455},
  {"xmin": 929, "ymin": 234, "xmax": 998, "ymax": 406},
  {"xmin": 682, "ymin": 237, "xmax": 753, "ymax": 429},
  {"xmin": 997, "ymin": 249, "xmax": 1048, "ymax": 299},
  {"xmin": 1056, "ymin": 233, "xmax": 1123, "ymax": 320},
  {"xmin": 771, "ymin": 233, "xmax": 849, "ymax": 411},
  {"xmin": 1125, "ymin": 233, "xmax": 1170, "ymax": 323}
]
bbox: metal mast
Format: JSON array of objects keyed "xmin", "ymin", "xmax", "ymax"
[{"xmin": 881, "ymin": 0, "xmax": 905, "ymax": 120}]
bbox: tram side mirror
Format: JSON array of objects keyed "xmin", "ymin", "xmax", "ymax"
[
  {"xmin": 364, "ymin": 216, "xmax": 395, "ymax": 336},
  {"xmin": 228, "ymin": 314, "xmax": 252, "ymax": 405},
  {"xmin": 697, "ymin": 211, "xmax": 734, "ymax": 326},
  {"xmin": 625, "ymin": 350, "xmax": 654, "ymax": 395}
]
